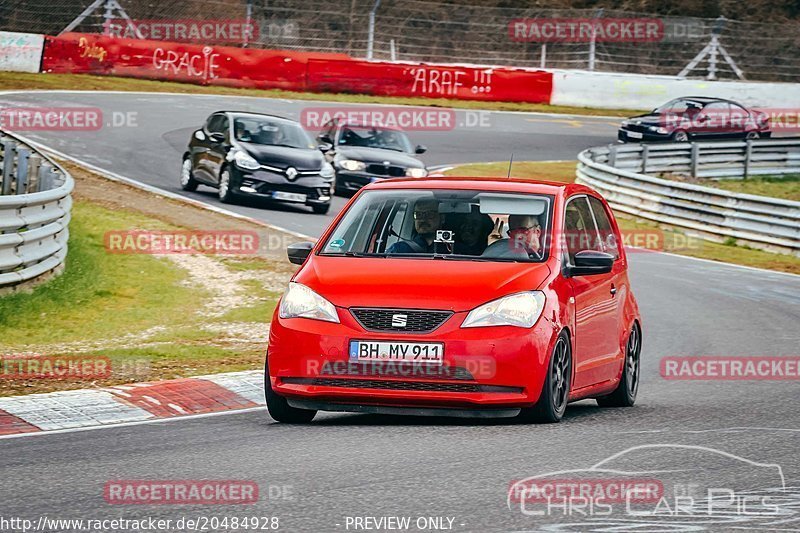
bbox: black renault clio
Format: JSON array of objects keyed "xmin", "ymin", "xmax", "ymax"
[{"xmin": 181, "ymin": 112, "xmax": 335, "ymax": 214}]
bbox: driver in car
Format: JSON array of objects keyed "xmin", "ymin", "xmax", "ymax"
[
  {"xmin": 234, "ymin": 122, "xmax": 252, "ymax": 142},
  {"xmin": 387, "ymin": 198, "xmax": 443, "ymax": 254}
]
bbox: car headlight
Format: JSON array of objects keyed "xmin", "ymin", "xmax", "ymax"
[
  {"xmin": 320, "ymin": 162, "xmax": 335, "ymax": 179},
  {"xmin": 405, "ymin": 167, "xmax": 428, "ymax": 178},
  {"xmin": 621, "ymin": 120, "xmax": 630, "ymax": 127},
  {"xmin": 655, "ymin": 127, "xmax": 669, "ymax": 134},
  {"xmin": 338, "ymin": 159, "xmax": 366, "ymax": 172},
  {"xmin": 233, "ymin": 150, "xmax": 260, "ymax": 171},
  {"xmin": 461, "ymin": 291, "xmax": 546, "ymax": 328},
  {"xmin": 279, "ymin": 282, "xmax": 339, "ymax": 323}
]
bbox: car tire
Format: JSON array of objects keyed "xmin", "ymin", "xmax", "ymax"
[
  {"xmin": 264, "ymin": 359, "xmax": 317, "ymax": 424},
  {"xmin": 596, "ymin": 322, "xmax": 641, "ymax": 408},
  {"xmin": 180, "ymin": 157, "xmax": 199, "ymax": 192},
  {"xmin": 671, "ymin": 130, "xmax": 689, "ymax": 142},
  {"xmin": 517, "ymin": 331, "xmax": 571, "ymax": 424},
  {"xmin": 312, "ymin": 203, "xmax": 331, "ymax": 215},
  {"xmin": 745, "ymin": 130, "xmax": 760, "ymax": 140},
  {"xmin": 218, "ymin": 167, "xmax": 237, "ymax": 204}
]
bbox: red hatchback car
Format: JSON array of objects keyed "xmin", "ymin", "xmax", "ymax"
[{"xmin": 266, "ymin": 177, "xmax": 642, "ymax": 423}]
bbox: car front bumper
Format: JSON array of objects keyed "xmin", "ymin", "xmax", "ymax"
[
  {"xmin": 334, "ymin": 171, "xmax": 385, "ymax": 192},
  {"xmin": 232, "ymin": 167, "xmax": 333, "ymax": 206},
  {"xmin": 617, "ymin": 128, "xmax": 670, "ymax": 142},
  {"xmin": 267, "ymin": 309, "xmax": 558, "ymax": 412}
]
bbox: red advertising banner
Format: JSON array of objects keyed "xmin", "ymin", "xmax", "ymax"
[
  {"xmin": 41, "ymin": 33, "xmax": 348, "ymax": 90},
  {"xmin": 41, "ymin": 33, "xmax": 553, "ymax": 103},
  {"xmin": 306, "ymin": 59, "xmax": 553, "ymax": 103}
]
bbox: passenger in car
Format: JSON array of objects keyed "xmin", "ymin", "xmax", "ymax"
[
  {"xmin": 508, "ymin": 214, "xmax": 542, "ymax": 255},
  {"xmin": 453, "ymin": 207, "xmax": 494, "ymax": 255},
  {"xmin": 482, "ymin": 214, "xmax": 542, "ymax": 258}
]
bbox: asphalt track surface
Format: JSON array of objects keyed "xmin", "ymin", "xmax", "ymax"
[{"xmin": 1, "ymin": 92, "xmax": 799, "ymax": 532}]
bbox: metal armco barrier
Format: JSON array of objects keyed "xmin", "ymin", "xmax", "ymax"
[
  {"xmin": 577, "ymin": 140, "xmax": 800, "ymax": 256},
  {"xmin": 0, "ymin": 131, "xmax": 73, "ymax": 289}
]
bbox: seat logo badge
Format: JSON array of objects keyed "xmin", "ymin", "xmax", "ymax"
[
  {"xmin": 391, "ymin": 314, "xmax": 408, "ymax": 327},
  {"xmin": 286, "ymin": 167, "xmax": 298, "ymax": 180}
]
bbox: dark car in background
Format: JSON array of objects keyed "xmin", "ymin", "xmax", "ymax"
[
  {"xmin": 316, "ymin": 119, "xmax": 428, "ymax": 195},
  {"xmin": 181, "ymin": 112, "xmax": 335, "ymax": 214},
  {"xmin": 618, "ymin": 97, "xmax": 771, "ymax": 143}
]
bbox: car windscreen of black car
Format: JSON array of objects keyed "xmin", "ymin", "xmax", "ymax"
[{"xmin": 233, "ymin": 118, "xmax": 314, "ymax": 149}]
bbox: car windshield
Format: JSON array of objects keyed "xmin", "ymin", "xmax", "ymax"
[
  {"xmin": 233, "ymin": 117, "xmax": 314, "ymax": 149},
  {"xmin": 653, "ymin": 98, "xmax": 705, "ymax": 115},
  {"xmin": 337, "ymin": 126, "xmax": 414, "ymax": 152},
  {"xmin": 320, "ymin": 189, "xmax": 553, "ymax": 262}
]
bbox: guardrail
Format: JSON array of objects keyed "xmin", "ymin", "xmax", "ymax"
[
  {"xmin": 576, "ymin": 140, "xmax": 800, "ymax": 256},
  {"xmin": 0, "ymin": 131, "xmax": 73, "ymax": 290}
]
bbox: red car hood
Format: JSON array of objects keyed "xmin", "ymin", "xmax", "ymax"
[{"xmin": 294, "ymin": 256, "xmax": 552, "ymax": 312}]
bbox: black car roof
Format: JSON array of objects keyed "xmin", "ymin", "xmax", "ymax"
[
  {"xmin": 212, "ymin": 111, "xmax": 298, "ymax": 123},
  {"xmin": 670, "ymin": 96, "xmax": 748, "ymax": 108},
  {"xmin": 329, "ymin": 117, "xmax": 406, "ymax": 132}
]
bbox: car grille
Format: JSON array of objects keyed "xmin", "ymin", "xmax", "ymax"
[
  {"xmin": 310, "ymin": 378, "xmax": 480, "ymax": 393},
  {"xmin": 351, "ymin": 308, "xmax": 452, "ymax": 333},
  {"xmin": 624, "ymin": 122, "xmax": 651, "ymax": 133},
  {"xmin": 366, "ymin": 163, "xmax": 405, "ymax": 177}
]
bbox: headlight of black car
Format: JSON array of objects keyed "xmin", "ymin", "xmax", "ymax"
[{"xmin": 233, "ymin": 150, "xmax": 260, "ymax": 171}]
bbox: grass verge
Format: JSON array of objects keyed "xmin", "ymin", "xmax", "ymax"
[
  {"xmin": 0, "ymin": 167, "xmax": 296, "ymax": 396},
  {"xmin": 444, "ymin": 161, "xmax": 800, "ymax": 274},
  {"xmin": 662, "ymin": 173, "xmax": 800, "ymax": 202},
  {"xmin": 0, "ymin": 72, "xmax": 639, "ymax": 117}
]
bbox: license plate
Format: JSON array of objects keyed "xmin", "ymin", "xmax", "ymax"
[
  {"xmin": 626, "ymin": 131, "xmax": 643, "ymax": 139},
  {"xmin": 273, "ymin": 191, "xmax": 307, "ymax": 202},
  {"xmin": 349, "ymin": 340, "xmax": 444, "ymax": 364}
]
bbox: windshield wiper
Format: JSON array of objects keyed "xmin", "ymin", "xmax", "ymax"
[{"xmin": 370, "ymin": 146, "xmax": 405, "ymax": 152}]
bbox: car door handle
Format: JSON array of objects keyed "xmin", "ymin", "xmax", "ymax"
[{"xmin": 610, "ymin": 286, "xmax": 618, "ymax": 296}]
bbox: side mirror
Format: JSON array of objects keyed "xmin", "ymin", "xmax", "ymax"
[
  {"xmin": 566, "ymin": 250, "xmax": 614, "ymax": 277},
  {"xmin": 208, "ymin": 132, "xmax": 226, "ymax": 143},
  {"xmin": 415, "ymin": 144, "xmax": 427, "ymax": 154},
  {"xmin": 287, "ymin": 241, "xmax": 315, "ymax": 265},
  {"xmin": 317, "ymin": 141, "xmax": 333, "ymax": 152}
]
